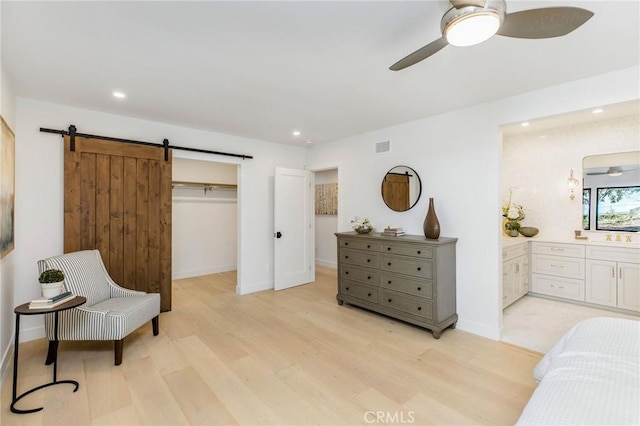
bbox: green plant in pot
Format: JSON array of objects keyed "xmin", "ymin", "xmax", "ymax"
[{"xmin": 39, "ymin": 269, "xmax": 65, "ymax": 298}]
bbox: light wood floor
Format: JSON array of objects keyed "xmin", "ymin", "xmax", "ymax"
[{"xmin": 2, "ymin": 266, "xmax": 541, "ymax": 425}]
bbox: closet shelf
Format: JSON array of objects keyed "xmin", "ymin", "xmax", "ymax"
[{"xmin": 172, "ymin": 181, "xmax": 237, "ymax": 194}]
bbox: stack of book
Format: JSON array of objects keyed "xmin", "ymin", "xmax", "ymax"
[
  {"xmin": 382, "ymin": 226, "xmax": 405, "ymax": 237},
  {"xmin": 28, "ymin": 291, "xmax": 75, "ymax": 310}
]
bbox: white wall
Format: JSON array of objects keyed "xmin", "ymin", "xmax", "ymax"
[
  {"xmin": 13, "ymin": 98, "xmax": 306, "ymax": 341},
  {"xmin": 307, "ymin": 66, "xmax": 640, "ymax": 340},
  {"xmin": 503, "ymin": 115, "xmax": 640, "ymax": 240},
  {"xmin": 315, "ymin": 169, "xmax": 338, "ymax": 267},
  {"xmin": 172, "ymin": 158, "xmax": 238, "ymax": 279}
]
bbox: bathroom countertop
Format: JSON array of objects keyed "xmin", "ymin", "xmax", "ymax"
[{"xmin": 502, "ymin": 235, "xmax": 640, "ymax": 249}]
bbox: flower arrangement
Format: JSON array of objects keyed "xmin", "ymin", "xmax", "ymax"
[
  {"xmin": 502, "ymin": 189, "xmax": 525, "ymax": 233},
  {"xmin": 351, "ymin": 217, "xmax": 374, "ymax": 234}
]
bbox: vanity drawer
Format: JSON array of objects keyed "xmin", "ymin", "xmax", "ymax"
[
  {"xmin": 381, "ymin": 273, "xmax": 433, "ymax": 299},
  {"xmin": 382, "ymin": 289, "xmax": 433, "ymax": 320},
  {"xmin": 340, "ymin": 248, "xmax": 379, "ymax": 268},
  {"xmin": 380, "ymin": 243, "xmax": 433, "ymax": 259},
  {"xmin": 340, "ymin": 280, "xmax": 379, "ymax": 303},
  {"xmin": 532, "ymin": 242, "xmax": 585, "ymax": 258},
  {"xmin": 339, "ymin": 239, "xmax": 378, "ymax": 252},
  {"xmin": 503, "ymin": 243, "xmax": 528, "ymax": 262},
  {"xmin": 531, "ymin": 274, "xmax": 585, "ymax": 301},
  {"xmin": 532, "ymin": 254, "xmax": 585, "ymax": 279},
  {"xmin": 586, "ymin": 245, "xmax": 640, "ymax": 263},
  {"xmin": 340, "ymin": 265, "xmax": 380, "ymax": 286},
  {"xmin": 380, "ymin": 254, "xmax": 433, "ymax": 279}
]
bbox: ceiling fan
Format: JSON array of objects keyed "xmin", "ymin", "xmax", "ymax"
[
  {"xmin": 586, "ymin": 166, "xmax": 637, "ymax": 177},
  {"xmin": 390, "ymin": 0, "xmax": 594, "ymax": 71}
]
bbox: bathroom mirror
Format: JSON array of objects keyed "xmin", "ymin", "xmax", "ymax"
[
  {"xmin": 381, "ymin": 165, "xmax": 422, "ymax": 212},
  {"xmin": 583, "ymin": 151, "xmax": 640, "ymax": 232}
]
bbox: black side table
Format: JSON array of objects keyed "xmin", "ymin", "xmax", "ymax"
[{"xmin": 11, "ymin": 296, "xmax": 86, "ymax": 414}]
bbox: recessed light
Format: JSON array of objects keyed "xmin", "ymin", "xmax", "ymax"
[
  {"xmin": 592, "ymin": 108, "xmax": 604, "ymax": 114},
  {"xmin": 292, "ymin": 130, "xmax": 301, "ymax": 137},
  {"xmin": 113, "ymin": 91, "xmax": 126, "ymax": 99},
  {"xmin": 521, "ymin": 122, "xmax": 530, "ymax": 127},
  {"xmin": 305, "ymin": 140, "xmax": 312, "ymax": 144}
]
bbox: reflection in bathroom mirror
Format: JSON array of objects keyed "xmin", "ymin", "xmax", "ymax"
[
  {"xmin": 583, "ymin": 151, "xmax": 640, "ymax": 232},
  {"xmin": 381, "ymin": 166, "xmax": 422, "ymax": 212}
]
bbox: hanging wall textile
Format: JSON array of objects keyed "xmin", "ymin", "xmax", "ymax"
[
  {"xmin": 315, "ymin": 183, "xmax": 338, "ymax": 215},
  {"xmin": 1, "ymin": 116, "xmax": 15, "ymax": 259}
]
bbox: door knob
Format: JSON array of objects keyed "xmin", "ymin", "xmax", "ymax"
[{"xmin": 275, "ymin": 231, "xmax": 282, "ymax": 238}]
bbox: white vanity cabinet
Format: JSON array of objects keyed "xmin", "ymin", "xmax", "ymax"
[
  {"xmin": 531, "ymin": 242, "xmax": 585, "ymax": 302},
  {"xmin": 585, "ymin": 245, "xmax": 640, "ymax": 312},
  {"xmin": 502, "ymin": 242, "xmax": 529, "ymax": 308}
]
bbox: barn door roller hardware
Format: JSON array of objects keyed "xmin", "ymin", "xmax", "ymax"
[{"xmin": 40, "ymin": 125, "xmax": 254, "ymax": 160}]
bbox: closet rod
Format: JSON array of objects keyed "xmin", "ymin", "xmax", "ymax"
[{"xmin": 40, "ymin": 125, "xmax": 254, "ymax": 160}]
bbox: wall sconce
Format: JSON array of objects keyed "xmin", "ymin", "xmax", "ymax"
[{"xmin": 567, "ymin": 169, "xmax": 579, "ymax": 200}]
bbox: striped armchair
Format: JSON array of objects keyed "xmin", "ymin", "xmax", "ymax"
[{"xmin": 38, "ymin": 250, "xmax": 160, "ymax": 365}]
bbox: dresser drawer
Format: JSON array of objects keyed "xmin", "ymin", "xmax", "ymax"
[
  {"xmin": 532, "ymin": 254, "xmax": 585, "ymax": 279},
  {"xmin": 381, "ymin": 273, "xmax": 433, "ymax": 299},
  {"xmin": 380, "ymin": 254, "xmax": 432, "ymax": 279},
  {"xmin": 340, "ymin": 280, "xmax": 379, "ymax": 303},
  {"xmin": 382, "ymin": 289, "xmax": 433, "ymax": 320},
  {"xmin": 503, "ymin": 242, "xmax": 528, "ymax": 262},
  {"xmin": 531, "ymin": 274, "xmax": 585, "ymax": 301},
  {"xmin": 380, "ymin": 243, "xmax": 433, "ymax": 259},
  {"xmin": 340, "ymin": 248, "xmax": 379, "ymax": 268},
  {"xmin": 339, "ymin": 239, "xmax": 378, "ymax": 252},
  {"xmin": 532, "ymin": 242, "xmax": 585, "ymax": 258},
  {"xmin": 340, "ymin": 265, "xmax": 380, "ymax": 286}
]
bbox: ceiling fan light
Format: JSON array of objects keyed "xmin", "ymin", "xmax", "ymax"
[{"xmin": 445, "ymin": 11, "xmax": 502, "ymax": 47}]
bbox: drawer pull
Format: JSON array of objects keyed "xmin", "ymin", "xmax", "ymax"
[
  {"xmin": 550, "ymin": 264, "xmax": 564, "ymax": 268},
  {"xmin": 417, "ymin": 287, "xmax": 421, "ymax": 291},
  {"xmin": 387, "ymin": 262, "xmax": 392, "ymax": 266},
  {"xmin": 367, "ymin": 276, "xmax": 371, "ymax": 280},
  {"xmin": 388, "ymin": 298, "xmax": 392, "ymax": 303},
  {"xmin": 368, "ymin": 293, "xmax": 372, "ymax": 297},
  {"xmin": 345, "ymin": 255, "xmax": 349, "ymax": 259},
  {"xmin": 417, "ymin": 250, "xmax": 421, "ymax": 254},
  {"xmin": 345, "ymin": 242, "xmax": 348, "ymax": 246},
  {"xmin": 612, "ymin": 267, "xmax": 615, "ymax": 278},
  {"xmin": 388, "ymin": 280, "xmax": 392, "ymax": 284},
  {"xmin": 367, "ymin": 259, "xmax": 371, "ymax": 263},
  {"xmin": 387, "ymin": 247, "xmax": 391, "ymax": 251},
  {"xmin": 417, "ymin": 306, "xmax": 422, "ymax": 311},
  {"xmin": 345, "ymin": 271, "xmax": 349, "ymax": 275},
  {"xmin": 550, "ymin": 247, "xmax": 564, "ymax": 251},
  {"xmin": 367, "ymin": 245, "xmax": 371, "ymax": 248},
  {"xmin": 346, "ymin": 287, "xmax": 350, "ymax": 291},
  {"xmin": 550, "ymin": 284, "xmax": 564, "ymax": 289},
  {"xmin": 417, "ymin": 267, "xmax": 421, "ymax": 271}
]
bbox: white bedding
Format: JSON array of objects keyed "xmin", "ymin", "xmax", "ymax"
[{"xmin": 516, "ymin": 317, "xmax": 640, "ymax": 426}]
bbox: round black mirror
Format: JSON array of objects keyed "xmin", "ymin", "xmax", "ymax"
[{"xmin": 381, "ymin": 166, "xmax": 422, "ymax": 212}]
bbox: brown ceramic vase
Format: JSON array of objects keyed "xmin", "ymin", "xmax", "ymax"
[{"xmin": 423, "ymin": 197, "xmax": 440, "ymax": 239}]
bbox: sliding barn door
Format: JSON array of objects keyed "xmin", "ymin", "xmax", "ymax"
[{"xmin": 64, "ymin": 136, "xmax": 172, "ymax": 311}]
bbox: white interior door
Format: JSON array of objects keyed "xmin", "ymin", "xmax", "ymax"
[{"xmin": 274, "ymin": 167, "xmax": 314, "ymax": 290}]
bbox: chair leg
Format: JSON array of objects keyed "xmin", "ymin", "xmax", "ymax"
[
  {"xmin": 152, "ymin": 316, "xmax": 159, "ymax": 336},
  {"xmin": 45, "ymin": 341, "xmax": 58, "ymax": 365},
  {"xmin": 114, "ymin": 339, "xmax": 124, "ymax": 366}
]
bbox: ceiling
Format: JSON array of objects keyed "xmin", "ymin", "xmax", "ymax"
[{"xmin": 3, "ymin": 1, "xmax": 639, "ymax": 145}]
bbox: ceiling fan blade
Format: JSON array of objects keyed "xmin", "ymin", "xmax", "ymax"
[
  {"xmin": 450, "ymin": 0, "xmax": 486, "ymax": 8},
  {"xmin": 497, "ymin": 7, "xmax": 594, "ymax": 39},
  {"xmin": 389, "ymin": 37, "xmax": 449, "ymax": 71}
]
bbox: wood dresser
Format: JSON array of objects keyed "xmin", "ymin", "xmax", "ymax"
[{"xmin": 335, "ymin": 232, "xmax": 458, "ymax": 338}]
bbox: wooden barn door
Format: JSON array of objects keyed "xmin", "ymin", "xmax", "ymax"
[
  {"xmin": 64, "ymin": 136, "xmax": 172, "ymax": 311},
  {"xmin": 382, "ymin": 172, "xmax": 410, "ymax": 211}
]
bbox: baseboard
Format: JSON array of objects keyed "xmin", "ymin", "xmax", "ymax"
[
  {"xmin": 172, "ymin": 265, "xmax": 237, "ymax": 280},
  {"xmin": 0, "ymin": 334, "xmax": 13, "ymax": 391},
  {"xmin": 456, "ymin": 318, "xmax": 501, "ymax": 341},
  {"xmin": 315, "ymin": 259, "xmax": 337, "ymax": 269}
]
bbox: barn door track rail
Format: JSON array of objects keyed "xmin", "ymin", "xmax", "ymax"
[{"xmin": 40, "ymin": 125, "xmax": 254, "ymax": 160}]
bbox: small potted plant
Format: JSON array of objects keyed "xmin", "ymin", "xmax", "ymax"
[{"xmin": 39, "ymin": 269, "xmax": 65, "ymax": 298}]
